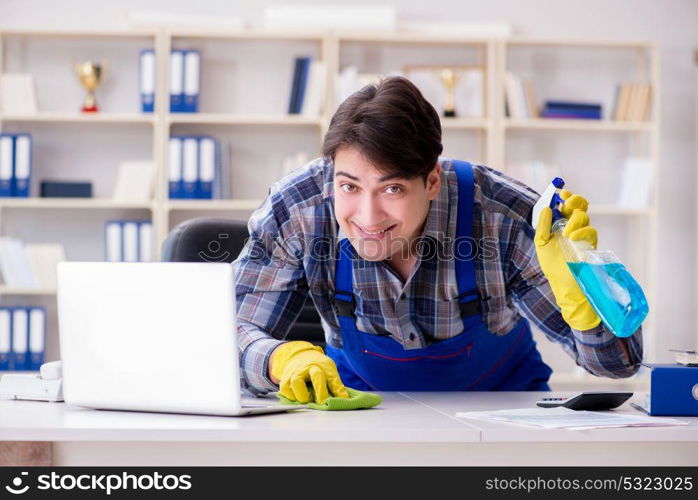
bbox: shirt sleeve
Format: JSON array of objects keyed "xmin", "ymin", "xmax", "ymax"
[
  {"xmin": 506, "ymin": 219, "xmax": 643, "ymax": 379},
  {"xmin": 232, "ymin": 192, "xmax": 309, "ymax": 394}
]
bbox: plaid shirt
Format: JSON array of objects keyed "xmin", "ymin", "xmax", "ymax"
[{"xmin": 233, "ymin": 158, "xmax": 643, "ymax": 393}]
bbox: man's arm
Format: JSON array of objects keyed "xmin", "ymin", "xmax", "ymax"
[
  {"xmin": 507, "ymin": 219, "xmax": 643, "ymax": 378},
  {"xmin": 233, "ymin": 194, "xmax": 309, "ymax": 394}
]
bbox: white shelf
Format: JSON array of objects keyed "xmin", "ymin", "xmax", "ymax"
[
  {"xmin": 0, "ymin": 28, "xmax": 155, "ymax": 39},
  {"xmin": 0, "ymin": 198, "xmax": 154, "ymax": 210},
  {"xmin": 505, "ymin": 37, "xmax": 654, "ymax": 49},
  {"xmin": 167, "ymin": 114, "xmax": 323, "ymax": 127},
  {"xmin": 337, "ymin": 32, "xmax": 490, "ymax": 45},
  {"xmin": 0, "ymin": 113, "xmax": 155, "ymax": 125},
  {"xmin": 165, "ymin": 199, "xmax": 263, "ymax": 212},
  {"xmin": 170, "ymin": 29, "xmax": 326, "ymax": 42},
  {"xmin": 504, "ymin": 118, "xmax": 654, "ymax": 132},
  {"xmin": 0, "ymin": 287, "xmax": 56, "ymax": 296}
]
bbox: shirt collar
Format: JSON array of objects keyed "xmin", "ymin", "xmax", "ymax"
[{"xmin": 420, "ymin": 166, "xmax": 450, "ymax": 245}]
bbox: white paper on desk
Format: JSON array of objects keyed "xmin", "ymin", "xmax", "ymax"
[{"xmin": 455, "ymin": 407, "xmax": 688, "ymax": 430}]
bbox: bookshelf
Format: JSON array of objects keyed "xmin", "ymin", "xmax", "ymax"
[{"xmin": 0, "ymin": 29, "xmax": 659, "ymax": 390}]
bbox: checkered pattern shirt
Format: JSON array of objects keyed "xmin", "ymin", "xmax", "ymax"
[{"xmin": 233, "ymin": 158, "xmax": 643, "ymax": 394}]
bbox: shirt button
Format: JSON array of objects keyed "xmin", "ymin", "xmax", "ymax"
[
  {"xmin": 409, "ymin": 333, "xmax": 416, "ymax": 341},
  {"xmin": 400, "ymin": 294, "xmax": 406, "ymax": 300}
]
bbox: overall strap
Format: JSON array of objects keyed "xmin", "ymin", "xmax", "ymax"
[
  {"xmin": 334, "ymin": 238, "xmax": 355, "ymax": 318},
  {"xmin": 451, "ymin": 160, "xmax": 482, "ymax": 318}
]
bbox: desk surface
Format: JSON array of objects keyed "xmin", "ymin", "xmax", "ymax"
[{"xmin": 2, "ymin": 392, "xmax": 697, "ymax": 444}]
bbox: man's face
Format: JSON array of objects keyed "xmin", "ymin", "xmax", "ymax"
[{"xmin": 333, "ymin": 146, "xmax": 441, "ymax": 262}]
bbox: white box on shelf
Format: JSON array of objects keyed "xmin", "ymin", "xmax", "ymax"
[
  {"xmin": 0, "ymin": 74, "xmax": 38, "ymax": 115},
  {"xmin": 112, "ymin": 161, "xmax": 154, "ymax": 202}
]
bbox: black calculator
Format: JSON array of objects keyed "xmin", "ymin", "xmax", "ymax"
[{"xmin": 536, "ymin": 391, "xmax": 633, "ymax": 411}]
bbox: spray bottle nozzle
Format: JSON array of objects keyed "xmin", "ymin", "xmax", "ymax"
[{"xmin": 550, "ymin": 190, "xmax": 566, "ymax": 223}]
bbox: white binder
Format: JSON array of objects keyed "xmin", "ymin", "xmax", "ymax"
[
  {"xmin": 0, "ymin": 307, "xmax": 10, "ymax": 370},
  {"xmin": 183, "ymin": 50, "xmax": 200, "ymax": 112},
  {"xmin": 168, "ymin": 137, "xmax": 183, "ymax": 199},
  {"xmin": 105, "ymin": 221, "xmax": 122, "ymax": 262},
  {"xmin": 13, "ymin": 134, "xmax": 31, "ymax": 197},
  {"xmin": 28, "ymin": 307, "xmax": 45, "ymax": 370},
  {"xmin": 140, "ymin": 49, "xmax": 156, "ymax": 112},
  {"xmin": 122, "ymin": 221, "xmax": 139, "ymax": 262},
  {"xmin": 11, "ymin": 308, "xmax": 28, "ymax": 370},
  {"xmin": 198, "ymin": 136, "xmax": 215, "ymax": 199},
  {"xmin": 0, "ymin": 135, "xmax": 13, "ymax": 197},
  {"xmin": 182, "ymin": 136, "xmax": 198, "ymax": 198},
  {"xmin": 139, "ymin": 221, "xmax": 153, "ymax": 262},
  {"xmin": 169, "ymin": 50, "xmax": 184, "ymax": 111}
]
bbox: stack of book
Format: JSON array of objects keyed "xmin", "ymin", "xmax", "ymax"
[
  {"xmin": 139, "ymin": 49, "xmax": 201, "ymax": 113},
  {"xmin": 612, "ymin": 83, "xmax": 652, "ymax": 122},
  {"xmin": 504, "ymin": 72, "xmax": 538, "ymax": 119},
  {"xmin": 168, "ymin": 136, "xmax": 230, "ymax": 200},
  {"xmin": 105, "ymin": 220, "xmax": 153, "ymax": 262},
  {"xmin": 541, "ymin": 101, "xmax": 602, "ymax": 120},
  {"xmin": 288, "ymin": 56, "xmax": 326, "ymax": 116},
  {"xmin": 0, "ymin": 239, "xmax": 66, "ymax": 289},
  {"xmin": 0, "ymin": 133, "xmax": 32, "ymax": 197},
  {"xmin": 0, "ymin": 306, "xmax": 46, "ymax": 371}
]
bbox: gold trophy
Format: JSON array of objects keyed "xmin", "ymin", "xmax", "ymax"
[
  {"xmin": 74, "ymin": 61, "xmax": 106, "ymax": 113},
  {"xmin": 439, "ymin": 68, "xmax": 459, "ymax": 118}
]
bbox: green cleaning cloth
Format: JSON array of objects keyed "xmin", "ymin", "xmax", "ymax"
[{"xmin": 277, "ymin": 387, "xmax": 382, "ymax": 411}]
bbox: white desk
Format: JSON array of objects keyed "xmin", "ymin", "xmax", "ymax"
[{"xmin": 1, "ymin": 392, "xmax": 697, "ymax": 466}]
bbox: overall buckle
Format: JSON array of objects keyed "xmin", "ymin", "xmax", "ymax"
[{"xmin": 334, "ymin": 295, "xmax": 356, "ymax": 318}]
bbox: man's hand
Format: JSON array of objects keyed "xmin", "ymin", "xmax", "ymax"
[
  {"xmin": 534, "ymin": 189, "xmax": 601, "ymax": 331},
  {"xmin": 269, "ymin": 341, "xmax": 349, "ymax": 404}
]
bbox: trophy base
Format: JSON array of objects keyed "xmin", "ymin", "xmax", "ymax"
[
  {"xmin": 81, "ymin": 105, "xmax": 99, "ymax": 113},
  {"xmin": 443, "ymin": 110, "xmax": 456, "ymax": 118}
]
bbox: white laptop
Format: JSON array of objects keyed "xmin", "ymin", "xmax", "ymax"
[{"xmin": 56, "ymin": 262, "xmax": 303, "ymax": 416}]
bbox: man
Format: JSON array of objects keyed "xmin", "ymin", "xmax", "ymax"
[{"xmin": 233, "ymin": 76, "xmax": 642, "ymax": 404}]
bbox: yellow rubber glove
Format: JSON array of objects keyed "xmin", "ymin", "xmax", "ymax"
[
  {"xmin": 270, "ymin": 341, "xmax": 350, "ymax": 404},
  {"xmin": 534, "ymin": 189, "xmax": 601, "ymax": 331}
]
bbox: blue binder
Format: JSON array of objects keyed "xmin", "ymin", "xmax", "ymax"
[
  {"xmin": 11, "ymin": 307, "xmax": 29, "ymax": 371},
  {"xmin": 640, "ymin": 363, "xmax": 698, "ymax": 416},
  {"xmin": 12, "ymin": 133, "xmax": 31, "ymax": 197},
  {"xmin": 0, "ymin": 134, "xmax": 14, "ymax": 197},
  {"xmin": 28, "ymin": 307, "xmax": 45, "ymax": 371},
  {"xmin": 183, "ymin": 50, "xmax": 200, "ymax": 113},
  {"xmin": 170, "ymin": 50, "xmax": 185, "ymax": 112},
  {"xmin": 0, "ymin": 307, "xmax": 11, "ymax": 371},
  {"xmin": 182, "ymin": 136, "xmax": 199, "ymax": 199},
  {"xmin": 197, "ymin": 136, "xmax": 216, "ymax": 199},
  {"xmin": 168, "ymin": 136, "xmax": 184, "ymax": 199},
  {"xmin": 295, "ymin": 57, "xmax": 311, "ymax": 113},
  {"xmin": 140, "ymin": 49, "xmax": 156, "ymax": 113},
  {"xmin": 288, "ymin": 58, "xmax": 303, "ymax": 114}
]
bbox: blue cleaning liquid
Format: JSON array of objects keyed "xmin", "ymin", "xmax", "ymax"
[{"xmin": 566, "ymin": 262, "xmax": 649, "ymax": 338}]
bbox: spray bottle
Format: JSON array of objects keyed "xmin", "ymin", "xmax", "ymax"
[{"xmin": 532, "ymin": 178, "xmax": 648, "ymax": 338}]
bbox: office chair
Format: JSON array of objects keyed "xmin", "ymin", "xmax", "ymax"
[{"xmin": 161, "ymin": 217, "xmax": 325, "ymax": 345}]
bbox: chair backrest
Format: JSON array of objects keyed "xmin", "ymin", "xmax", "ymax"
[{"xmin": 161, "ymin": 217, "xmax": 325, "ymax": 345}]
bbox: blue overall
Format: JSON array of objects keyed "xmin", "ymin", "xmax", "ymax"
[{"xmin": 325, "ymin": 161, "xmax": 553, "ymax": 391}]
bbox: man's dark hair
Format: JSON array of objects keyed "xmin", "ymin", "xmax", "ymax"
[{"xmin": 322, "ymin": 76, "xmax": 443, "ymax": 182}]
